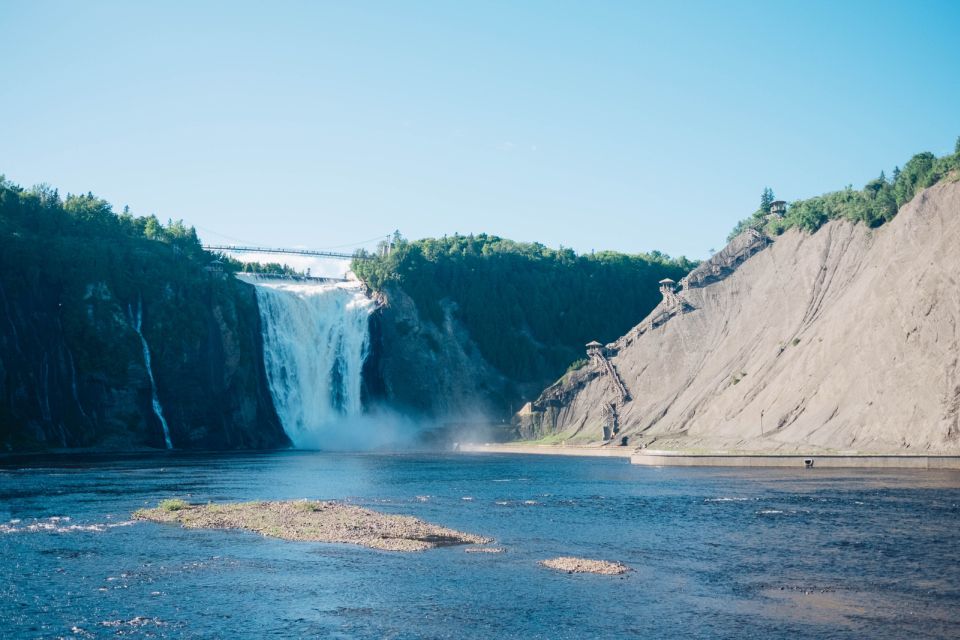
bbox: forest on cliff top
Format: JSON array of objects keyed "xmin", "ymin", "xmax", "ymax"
[
  {"xmin": 0, "ymin": 179, "xmax": 213, "ymax": 381},
  {"xmin": 353, "ymin": 234, "xmax": 696, "ymax": 383},
  {"xmin": 353, "ymin": 139, "xmax": 960, "ymax": 390},
  {"xmin": 730, "ymin": 140, "xmax": 960, "ymax": 239},
  {"xmin": 0, "ymin": 177, "xmax": 283, "ymax": 449}
]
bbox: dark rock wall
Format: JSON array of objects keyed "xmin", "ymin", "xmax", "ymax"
[
  {"xmin": 363, "ymin": 284, "xmax": 527, "ymax": 422},
  {"xmin": 0, "ymin": 268, "xmax": 287, "ymax": 452}
]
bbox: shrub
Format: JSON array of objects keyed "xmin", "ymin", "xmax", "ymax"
[
  {"xmin": 160, "ymin": 498, "xmax": 189, "ymax": 512},
  {"xmin": 727, "ymin": 141, "xmax": 960, "ymax": 238}
]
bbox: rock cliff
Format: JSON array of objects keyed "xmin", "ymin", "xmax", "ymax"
[
  {"xmin": 520, "ymin": 180, "xmax": 960, "ymax": 454},
  {"xmin": 0, "ymin": 250, "xmax": 287, "ymax": 452},
  {"xmin": 364, "ymin": 284, "xmax": 521, "ymax": 421}
]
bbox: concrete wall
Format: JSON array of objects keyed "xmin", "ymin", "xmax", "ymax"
[{"xmin": 631, "ymin": 450, "xmax": 960, "ymax": 469}]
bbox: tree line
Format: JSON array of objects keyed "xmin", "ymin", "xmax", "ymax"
[
  {"xmin": 730, "ymin": 139, "xmax": 960, "ymax": 240},
  {"xmin": 352, "ymin": 233, "xmax": 696, "ymax": 383}
]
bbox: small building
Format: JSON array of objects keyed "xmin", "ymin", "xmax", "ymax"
[
  {"xmin": 585, "ymin": 340, "xmax": 603, "ymax": 356},
  {"xmin": 659, "ymin": 278, "xmax": 676, "ymax": 295},
  {"xmin": 204, "ymin": 259, "xmax": 226, "ymax": 278},
  {"xmin": 769, "ymin": 200, "xmax": 787, "ymax": 218}
]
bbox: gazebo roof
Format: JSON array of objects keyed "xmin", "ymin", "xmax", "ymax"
[
  {"xmin": 659, "ymin": 278, "xmax": 676, "ymax": 284},
  {"xmin": 585, "ymin": 340, "xmax": 603, "ymax": 348}
]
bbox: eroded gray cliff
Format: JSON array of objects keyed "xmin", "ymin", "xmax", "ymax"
[{"xmin": 521, "ymin": 180, "xmax": 960, "ymax": 454}]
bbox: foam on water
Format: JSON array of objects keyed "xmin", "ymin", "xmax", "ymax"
[{"xmin": 1, "ymin": 517, "xmax": 136, "ymax": 534}]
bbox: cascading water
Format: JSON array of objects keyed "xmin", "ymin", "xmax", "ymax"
[
  {"xmin": 250, "ymin": 278, "xmax": 376, "ymax": 448},
  {"xmin": 129, "ymin": 300, "xmax": 173, "ymax": 450}
]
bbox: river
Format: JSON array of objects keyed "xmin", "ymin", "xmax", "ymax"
[{"xmin": 1, "ymin": 452, "xmax": 958, "ymax": 639}]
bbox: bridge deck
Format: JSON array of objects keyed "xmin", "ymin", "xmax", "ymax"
[
  {"xmin": 236, "ymin": 272, "xmax": 350, "ymax": 283},
  {"xmin": 203, "ymin": 245, "xmax": 374, "ymax": 260}
]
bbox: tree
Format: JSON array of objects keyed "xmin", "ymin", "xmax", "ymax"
[
  {"xmin": 143, "ymin": 215, "xmax": 163, "ymax": 241},
  {"xmin": 760, "ymin": 187, "xmax": 775, "ymax": 213},
  {"xmin": 893, "ymin": 152, "xmax": 936, "ymax": 206},
  {"xmin": 864, "ymin": 172, "xmax": 887, "ymax": 198},
  {"xmin": 955, "ymin": 136, "xmax": 960, "ymax": 154}
]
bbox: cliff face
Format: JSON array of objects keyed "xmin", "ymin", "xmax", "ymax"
[
  {"xmin": 364, "ymin": 284, "xmax": 524, "ymax": 421},
  {"xmin": 0, "ymin": 257, "xmax": 287, "ymax": 452},
  {"xmin": 521, "ymin": 180, "xmax": 960, "ymax": 454}
]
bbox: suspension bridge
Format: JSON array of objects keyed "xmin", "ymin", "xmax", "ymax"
[{"xmin": 202, "ymin": 245, "xmax": 376, "ymax": 260}]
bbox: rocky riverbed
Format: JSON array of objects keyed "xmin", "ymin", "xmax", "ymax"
[
  {"xmin": 540, "ymin": 556, "xmax": 629, "ymax": 575},
  {"xmin": 134, "ymin": 499, "xmax": 491, "ymax": 551}
]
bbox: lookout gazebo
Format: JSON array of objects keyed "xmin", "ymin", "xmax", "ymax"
[
  {"xmin": 585, "ymin": 340, "xmax": 603, "ymax": 357},
  {"xmin": 659, "ymin": 278, "xmax": 676, "ymax": 295},
  {"xmin": 204, "ymin": 259, "xmax": 226, "ymax": 279}
]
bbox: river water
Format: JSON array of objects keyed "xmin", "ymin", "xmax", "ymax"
[{"xmin": 1, "ymin": 452, "xmax": 958, "ymax": 639}]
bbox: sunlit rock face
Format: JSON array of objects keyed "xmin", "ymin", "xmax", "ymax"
[{"xmin": 523, "ymin": 181, "xmax": 960, "ymax": 454}]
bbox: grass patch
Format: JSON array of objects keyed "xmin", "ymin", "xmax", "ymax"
[
  {"xmin": 521, "ymin": 432, "xmax": 593, "ymax": 445},
  {"xmin": 159, "ymin": 498, "xmax": 189, "ymax": 512}
]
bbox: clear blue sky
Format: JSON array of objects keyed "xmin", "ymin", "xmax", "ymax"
[{"xmin": 2, "ymin": 1, "xmax": 958, "ymax": 259}]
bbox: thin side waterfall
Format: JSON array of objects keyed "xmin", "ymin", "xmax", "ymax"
[
  {"xmin": 130, "ymin": 300, "xmax": 173, "ymax": 449},
  {"xmin": 250, "ymin": 278, "xmax": 375, "ymax": 448}
]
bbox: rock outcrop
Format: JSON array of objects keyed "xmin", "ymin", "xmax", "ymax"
[
  {"xmin": 364, "ymin": 284, "xmax": 520, "ymax": 421},
  {"xmin": 520, "ymin": 180, "xmax": 960, "ymax": 454}
]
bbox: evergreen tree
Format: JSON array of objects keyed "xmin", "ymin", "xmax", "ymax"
[
  {"xmin": 955, "ymin": 136, "xmax": 960, "ymax": 154},
  {"xmin": 760, "ymin": 187, "xmax": 775, "ymax": 213},
  {"xmin": 728, "ymin": 140, "xmax": 958, "ymax": 237}
]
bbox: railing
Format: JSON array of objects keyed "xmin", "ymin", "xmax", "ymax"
[
  {"xmin": 236, "ymin": 272, "xmax": 349, "ymax": 283},
  {"xmin": 203, "ymin": 245, "xmax": 374, "ymax": 260},
  {"xmin": 590, "ymin": 350, "xmax": 631, "ymax": 404}
]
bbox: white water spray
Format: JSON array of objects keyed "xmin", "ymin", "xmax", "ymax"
[
  {"xmin": 250, "ymin": 278, "xmax": 376, "ymax": 448},
  {"xmin": 129, "ymin": 300, "xmax": 173, "ymax": 449}
]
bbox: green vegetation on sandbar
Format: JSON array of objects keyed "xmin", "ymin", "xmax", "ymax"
[
  {"xmin": 159, "ymin": 498, "xmax": 189, "ymax": 512},
  {"xmin": 729, "ymin": 140, "xmax": 960, "ymax": 239},
  {"xmin": 353, "ymin": 233, "xmax": 696, "ymax": 382}
]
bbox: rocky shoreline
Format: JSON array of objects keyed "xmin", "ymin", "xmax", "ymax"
[{"xmin": 458, "ymin": 443, "xmax": 634, "ymax": 458}]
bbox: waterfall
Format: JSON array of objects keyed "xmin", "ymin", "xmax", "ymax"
[
  {"xmin": 130, "ymin": 300, "xmax": 173, "ymax": 450},
  {"xmin": 250, "ymin": 278, "xmax": 376, "ymax": 448}
]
